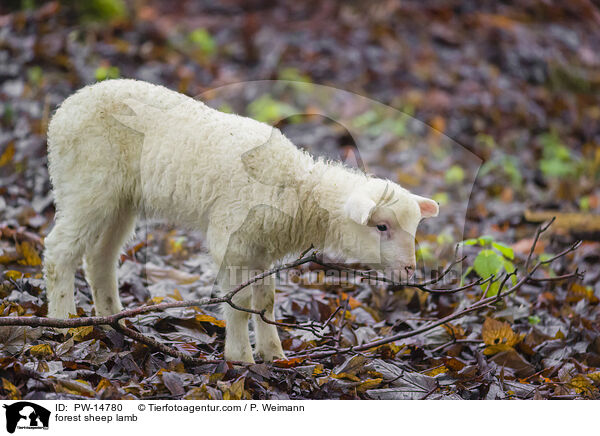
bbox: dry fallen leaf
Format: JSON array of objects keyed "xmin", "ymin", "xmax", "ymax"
[
  {"xmin": 330, "ymin": 372, "xmax": 361, "ymax": 382},
  {"xmin": 273, "ymin": 356, "xmax": 306, "ymax": 368},
  {"xmin": 16, "ymin": 241, "xmax": 42, "ymax": 266},
  {"xmin": 145, "ymin": 263, "xmax": 200, "ymax": 284},
  {"xmin": 95, "ymin": 378, "xmax": 113, "ymax": 393},
  {"xmin": 0, "ymin": 142, "xmax": 15, "ymax": 167},
  {"xmin": 55, "ymin": 379, "xmax": 96, "ymax": 397},
  {"xmin": 29, "ymin": 343, "xmax": 53, "ymax": 357},
  {"xmin": 195, "ymin": 314, "xmax": 226, "ymax": 328},
  {"xmin": 587, "ymin": 372, "xmax": 600, "ymax": 385},
  {"xmin": 339, "ymin": 292, "xmax": 361, "ymax": 309},
  {"xmin": 4, "ymin": 270, "xmax": 23, "ymax": 280},
  {"xmin": 220, "ymin": 377, "xmax": 246, "ymax": 400},
  {"xmin": 443, "ymin": 323, "xmax": 466, "ymax": 339},
  {"xmin": 356, "ymin": 378, "xmax": 383, "ymax": 393},
  {"xmin": 67, "ymin": 325, "xmax": 94, "ymax": 342},
  {"xmin": 568, "ymin": 375, "xmax": 599, "ymax": 397},
  {"xmin": 482, "ymin": 317, "xmax": 523, "ymax": 355},
  {"xmin": 490, "ymin": 349, "xmax": 535, "ymax": 378},
  {"xmin": 2, "ymin": 377, "xmax": 21, "ymax": 400},
  {"xmin": 567, "ymin": 283, "xmax": 599, "ymax": 304}
]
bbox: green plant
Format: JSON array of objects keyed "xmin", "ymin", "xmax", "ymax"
[
  {"xmin": 95, "ymin": 65, "xmax": 120, "ymax": 81},
  {"xmin": 479, "ymin": 151, "xmax": 523, "ymax": 189},
  {"xmin": 538, "ymin": 131, "xmax": 578, "ymax": 179},
  {"xmin": 27, "ymin": 66, "xmax": 43, "ymax": 86},
  {"xmin": 460, "ymin": 235, "xmax": 516, "ymax": 296},
  {"xmin": 189, "ymin": 28, "xmax": 216, "ymax": 56},
  {"xmin": 277, "ymin": 67, "xmax": 311, "ymax": 84},
  {"xmin": 351, "ymin": 109, "xmax": 408, "ymax": 138},
  {"xmin": 77, "ymin": 0, "xmax": 128, "ymax": 22},
  {"xmin": 444, "ymin": 165, "xmax": 465, "ymax": 184},
  {"xmin": 247, "ymin": 94, "xmax": 298, "ymax": 124}
]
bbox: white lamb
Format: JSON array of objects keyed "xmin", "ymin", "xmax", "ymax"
[{"xmin": 44, "ymin": 79, "xmax": 439, "ymax": 363}]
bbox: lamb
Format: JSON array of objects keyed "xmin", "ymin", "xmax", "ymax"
[{"xmin": 44, "ymin": 79, "xmax": 439, "ymax": 363}]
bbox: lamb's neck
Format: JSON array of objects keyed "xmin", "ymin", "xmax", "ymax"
[{"xmin": 292, "ymin": 162, "xmax": 356, "ymax": 253}]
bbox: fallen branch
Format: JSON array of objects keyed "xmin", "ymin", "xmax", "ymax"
[
  {"xmin": 0, "ymin": 220, "xmax": 581, "ymax": 366},
  {"xmin": 291, "ymin": 221, "xmax": 582, "ymax": 360}
]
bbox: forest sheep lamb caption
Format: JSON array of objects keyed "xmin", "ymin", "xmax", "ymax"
[{"xmin": 44, "ymin": 79, "xmax": 439, "ymax": 363}]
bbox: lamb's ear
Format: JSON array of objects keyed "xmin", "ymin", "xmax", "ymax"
[
  {"xmin": 344, "ymin": 192, "xmax": 376, "ymax": 225},
  {"xmin": 413, "ymin": 194, "xmax": 439, "ymax": 218}
]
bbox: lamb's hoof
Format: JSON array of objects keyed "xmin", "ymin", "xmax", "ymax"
[
  {"xmin": 224, "ymin": 349, "xmax": 255, "ymax": 364},
  {"xmin": 257, "ymin": 346, "xmax": 286, "ymax": 363}
]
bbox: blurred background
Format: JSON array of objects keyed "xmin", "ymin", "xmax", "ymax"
[{"xmin": 1, "ymin": 2, "xmax": 599, "ymax": 208}]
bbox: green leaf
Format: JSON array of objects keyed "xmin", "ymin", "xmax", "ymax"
[
  {"xmin": 579, "ymin": 196, "xmax": 591, "ymax": 212},
  {"xmin": 528, "ymin": 315, "xmax": 541, "ymax": 325},
  {"xmin": 460, "ymin": 238, "xmax": 479, "ymax": 246},
  {"xmin": 436, "ymin": 232, "xmax": 454, "ymax": 246},
  {"xmin": 95, "ymin": 66, "xmax": 120, "ymax": 81},
  {"xmin": 540, "ymin": 158, "xmax": 575, "ymax": 178},
  {"xmin": 502, "ymin": 258, "xmax": 515, "ymax": 273},
  {"xmin": 352, "ymin": 110, "xmax": 379, "ymax": 129},
  {"xmin": 492, "ymin": 242, "xmax": 514, "ymax": 260},
  {"xmin": 189, "ymin": 28, "xmax": 216, "ymax": 56},
  {"xmin": 538, "ymin": 131, "xmax": 577, "ymax": 179},
  {"xmin": 476, "ymin": 133, "xmax": 496, "ymax": 148},
  {"xmin": 247, "ymin": 95, "xmax": 297, "ymax": 124},
  {"xmin": 481, "ymin": 281, "xmax": 500, "ymax": 297},
  {"xmin": 27, "ymin": 66, "xmax": 43, "ymax": 86},
  {"xmin": 473, "ymin": 249, "xmax": 504, "ymax": 279},
  {"xmin": 502, "ymin": 259, "xmax": 518, "ymax": 285},
  {"xmin": 81, "ymin": 0, "xmax": 127, "ymax": 22},
  {"xmin": 432, "ymin": 192, "xmax": 449, "ymax": 206},
  {"xmin": 478, "ymin": 235, "xmax": 494, "ymax": 246},
  {"xmin": 277, "ymin": 67, "xmax": 312, "ymax": 84},
  {"xmin": 416, "ymin": 245, "xmax": 434, "ymax": 262}
]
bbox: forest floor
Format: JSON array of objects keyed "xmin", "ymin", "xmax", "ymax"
[{"xmin": 0, "ymin": 0, "xmax": 599, "ymax": 399}]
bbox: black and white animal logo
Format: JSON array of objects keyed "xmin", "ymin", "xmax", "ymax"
[{"xmin": 3, "ymin": 402, "xmax": 50, "ymax": 433}]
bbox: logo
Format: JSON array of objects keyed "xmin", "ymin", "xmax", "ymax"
[{"xmin": 3, "ymin": 402, "xmax": 50, "ymax": 433}]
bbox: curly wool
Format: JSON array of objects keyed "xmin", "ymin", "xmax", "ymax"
[{"xmin": 44, "ymin": 79, "xmax": 438, "ymax": 362}]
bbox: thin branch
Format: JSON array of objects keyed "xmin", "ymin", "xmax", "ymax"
[
  {"xmin": 0, "ymin": 219, "xmax": 582, "ymax": 366},
  {"xmin": 524, "ymin": 216, "xmax": 555, "ymax": 272},
  {"xmin": 289, "ymin": 221, "xmax": 581, "ymax": 360}
]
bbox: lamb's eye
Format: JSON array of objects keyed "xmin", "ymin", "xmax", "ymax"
[{"xmin": 376, "ymin": 224, "xmax": 388, "ymax": 232}]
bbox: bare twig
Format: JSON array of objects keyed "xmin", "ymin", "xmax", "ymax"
[
  {"xmin": 288, "ymin": 221, "xmax": 581, "ymax": 360},
  {"xmin": 0, "ymin": 220, "xmax": 581, "ymax": 366}
]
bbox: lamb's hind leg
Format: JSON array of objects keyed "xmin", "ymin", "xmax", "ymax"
[
  {"xmin": 84, "ymin": 208, "xmax": 136, "ymax": 316},
  {"xmin": 252, "ymin": 277, "xmax": 285, "ymax": 361},
  {"xmin": 44, "ymin": 214, "xmax": 87, "ymax": 319}
]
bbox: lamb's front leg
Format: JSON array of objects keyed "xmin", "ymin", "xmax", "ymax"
[
  {"xmin": 252, "ymin": 277, "xmax": 285, "ymax": 361},
  {"xmin": 221, "ymin": 266, "xmax": 254, "ymax": 363}
]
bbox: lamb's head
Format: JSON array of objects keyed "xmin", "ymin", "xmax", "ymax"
[{"xmin": 333, "ymin": 178, "xmax": 438, "ymax": 281}]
